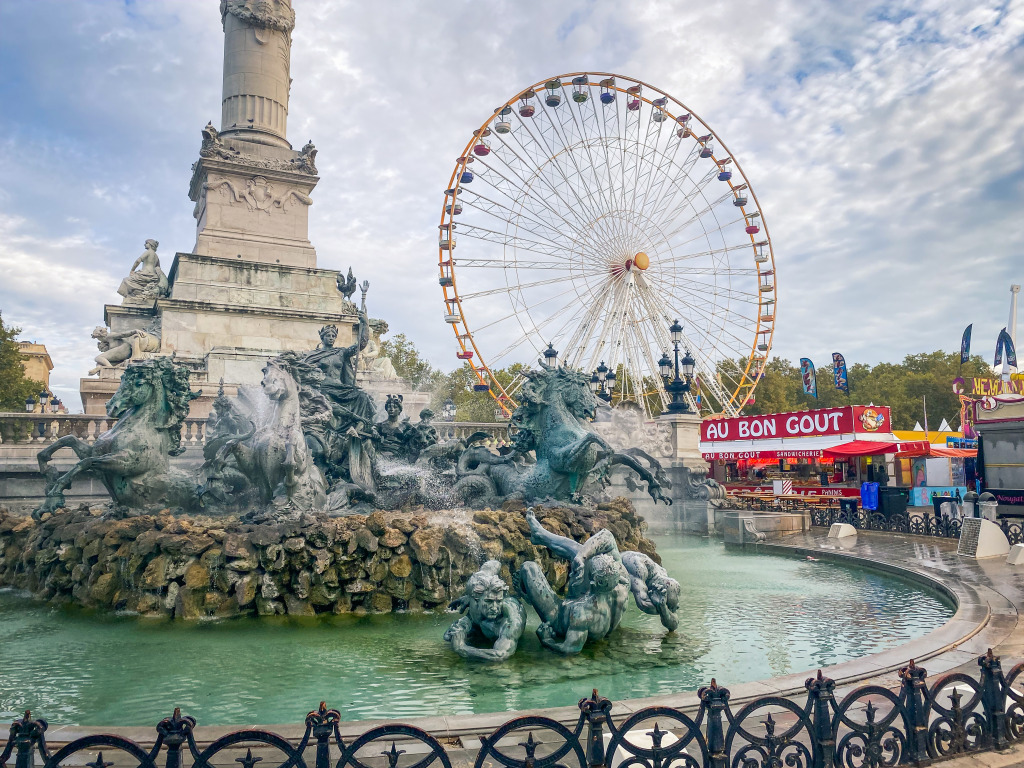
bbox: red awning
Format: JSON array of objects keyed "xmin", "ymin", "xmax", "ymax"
[
  {"xmin": 893, "ymin": 442, "xmax": 978, "ymax": 458},
  {"xmin": 930, "ymin": 447, "xmax": 977, "ymax": 457},
  {"xmin": 822, "ymin": 440, "xmax": 899, "ymax": 457}
]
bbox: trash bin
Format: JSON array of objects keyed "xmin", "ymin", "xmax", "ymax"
[
  {"xmin": 861, "ymin": 482, "xmax": 879, "ymax": 512},
  {"xmin": 963, "ymin": 490, "xmax": 979, "ymax": 518},
  {"xmin": 878, "ymin": 487, "xmax": 909, "ymax": 517},
  {"xmin": 978, "ymin": 492, "xmax": 999, "ymax": 522}
]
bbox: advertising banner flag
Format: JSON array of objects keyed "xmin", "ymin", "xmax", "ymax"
[
  {"xmin": 997, "ymin": 328, "xmax": 1018, "ymax": 368},
  {"xmin": 799, "ymin": 358, "xmax": 817, "ymax": 398},
  {"xmin": 960, "ymin": 324, "xmax": 972, "ymax": 366},
  {"xmin": 832, "ymin": 352, "xmax": 849, "ymax": 395}
]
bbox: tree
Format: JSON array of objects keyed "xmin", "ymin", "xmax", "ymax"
[
  {"xmin": 432, "ymin": 362, "xmax": 528, "ymax": 422},
  {"xmin": 0, "ymin": 312, "xmax": 44, "ymax": 412},
  {"xmin": 377, "ymin": 334, "xmax": 522, "ymax": 422},
  {"xmin": 379, "ymin": 333, "xmax": 444, "ymax": 390},
  {"xmin": 739, "ymin": 350, "xmax": 991, "ymax": 429}
]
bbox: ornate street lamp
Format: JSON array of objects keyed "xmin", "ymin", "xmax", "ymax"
[
  {"xmin": 589, "ymin": 361, "xmax": 615, "ymax": 402},
  {"xmin": 50, "ymin": 398, "xmax": 61, "ymax": 414},
  {"xmin": 39, "ymin": 389, "xmax": 49, "ymax": 410},
  {"xmin": 25, "ymin": 396, "xmax": 35, "ymax": 413},
  {"xmin": 663, "ymin": 319, "xmax": 693, "ymax": 414}
]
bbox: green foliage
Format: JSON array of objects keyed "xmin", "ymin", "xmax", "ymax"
[
  {"xmin": 431, "ymin": 362, "xmax": 528, "ymax": 422},
  {"xmin": 379, "ymin": 333, "xmax": 444, "ymax": 390},
  {"xmin": 378, "ymin": 334, "xmax": 523, "ymax": 422},
  {"xmin": 0, "ymin": 311, "xmax": 44, "ymax": 412},
  {"xmin": 742, "ymin": 351, "xmax": 991, "ymax": 429}
]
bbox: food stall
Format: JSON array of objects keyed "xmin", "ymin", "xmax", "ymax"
[
  {"xmin": 700, "ymin": 405, "xmax": 899, "ymax": 497},
  {"xmin": 893, "ymin": 441, "xmax": 976, "ymax": 506}
]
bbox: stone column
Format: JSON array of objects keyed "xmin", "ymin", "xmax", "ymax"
[
  {"xmin": 219, "ymin": 0, "xmax": 295, "ymax": 149},
  {"xmin": 659, "ymin": 411, "xmax": 718, "ymax": 534}
]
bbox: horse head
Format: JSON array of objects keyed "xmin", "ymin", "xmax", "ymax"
[
  {"xmin": 555, "ymin": 368, "xmax": 599, "ymax": 423},
  {"xmin": 261, "ymin": 358, "xmax": 298, "ymax": 401},
  {"xmin": 107, "ymin": 356, "xmax": 198, "ymax": 456},
  {"xmin": 510, "ymin": 366, "xmax": 600, "ymax": 468}
]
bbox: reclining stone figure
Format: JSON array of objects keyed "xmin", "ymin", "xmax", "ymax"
[
  {"xmin": 621, "ymin": 551, "xmax": 681, "ymax": 631},
  {"xmin": 523, "ymin": 507, "xmax": 681, "ymax": 635},
  {"xmin": 518, "ymin": 509, "xmax": 630, "ymax": 654},
  {"xmin": 444, "ymin": 560, "xmax": 525, "ymax": 662}
]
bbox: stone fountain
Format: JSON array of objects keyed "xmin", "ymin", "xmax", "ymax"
[{"xmin": 3, "ymin": 301, "xmax": 688, "ymax": 624}]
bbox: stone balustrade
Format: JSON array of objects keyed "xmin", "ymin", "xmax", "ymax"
[
  {"xmin": 433, "ymin": 421, "xmax": 512, "ymax": 442},
  {"xmin": 0, "ymin": 412, "xmax": 208, "ymax": 449},
  {"xmin": 0, "ymin": 412, "xmax": 506, "ymax": 449}
]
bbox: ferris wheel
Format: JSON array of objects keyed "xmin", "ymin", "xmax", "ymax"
[{"xmin": 437, "ymin": 72, "xmax": 776, "ymax": 418}]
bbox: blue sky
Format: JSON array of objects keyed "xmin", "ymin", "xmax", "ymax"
[{"xmin": 0, "ymin": 0, "xmax": 1022, "ymax": 410}]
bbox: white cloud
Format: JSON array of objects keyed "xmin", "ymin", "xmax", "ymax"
[{"xmin": 0, "ymin": 0, "xmax": 1021, "ymax": 412}]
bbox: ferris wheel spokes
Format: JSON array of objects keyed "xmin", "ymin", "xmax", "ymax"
[{"xmin": 439, "ymin": 73, "xmax": 775, "ymax": 417}]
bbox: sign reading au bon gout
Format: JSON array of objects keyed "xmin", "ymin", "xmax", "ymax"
[{"xmin": 700, "ymin": 405, "xmax": 891, "ymax": 442}]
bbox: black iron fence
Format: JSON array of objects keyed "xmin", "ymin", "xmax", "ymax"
[
  {"xmin": 809, "ymin": 507, "xmax": 1024, "ymax": 545},
  {"xmin": 4, "ymin": 651, "xmax": 1024, "ymax": 768}
]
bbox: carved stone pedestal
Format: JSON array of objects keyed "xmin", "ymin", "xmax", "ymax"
[{"xmin": 659, "ymin": 412, "xmax": 703, "ymax": 463}]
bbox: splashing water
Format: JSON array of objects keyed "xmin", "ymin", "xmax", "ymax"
[{"xmin": 374, "ymin": 457, "xmax": 461, "ymax": 510}]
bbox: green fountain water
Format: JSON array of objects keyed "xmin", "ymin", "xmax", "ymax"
[{"xmin": 0, "ymin": 534, "xmax": 953, "ymax": 726}]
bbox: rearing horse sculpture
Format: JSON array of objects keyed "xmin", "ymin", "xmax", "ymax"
[
  {"xmin": 200, "ymin": 353, "xmax": 326, "ymax": 513},
  {"xmin": 455, "ymin": 363, "xmax": 671, "ymax": 506},
  {"xmin": 35, "ymin": 357, "xmax": 199, "ymax": 517}
]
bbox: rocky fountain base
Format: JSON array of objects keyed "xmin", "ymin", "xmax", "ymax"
[{"xmin": 0, "ymin": 498, "xmax": 657, "ymax": 619}]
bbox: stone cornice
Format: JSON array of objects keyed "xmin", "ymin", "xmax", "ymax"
[
  {"xmin": 155, "ymin": 296, "xmax": 359, "ymax": 324},
  {"xmin": 167, "ymin": 252, "xmax": 341, "ymax": 283},
  {"xmin": 103, "ymin": 302, "xmax": 157, "ymax": 327},
  {"xmin": 189, "ymin": 157, "xmax": 319, "ymax": 201}
]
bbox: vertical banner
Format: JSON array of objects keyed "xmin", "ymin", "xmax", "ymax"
[
  {"xmin": 997, "ymin": 328, "xmax": 1017, "ymax": 368},
  {"xmin": 799, "ymin": 358, "xmax": 818, "ymax": 398},
  {"xmin": 960, "ymin": 324, "xmax": 972, "ymax": 366},
  {"xmin": 832, "ymin": 352, "xmax": 850, "ymax": 394}
]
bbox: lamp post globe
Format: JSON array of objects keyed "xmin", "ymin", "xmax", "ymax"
[
  {"xmin": 25, "ymin": 397, "xmax": 35, "ymax": 413},
  {"xmin": 669, "ymin": 319, "xmax": 683, "ymax": 346},
  {"xmin": 658, "ymin": 352, "xmax": 672, "ymax": 378},
  {"xmin": 543, "ymin": 343, "xmax": 558, "ymax": 368},
  {"xmin": 681, "ymin": 350, "xmax": 695, "ymax": 378}
]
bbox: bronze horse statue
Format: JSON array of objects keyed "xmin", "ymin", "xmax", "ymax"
[
  {"xmin": 199, "ymin": 354, "xmax": 326, "ymax": 513},
  {"xmin": 455, "ymin": 363, "xmax": 671, "ymax": 506},
  {"xmin": 35, "ymin": 357, "xmax": 199, "ymax": 517}
]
